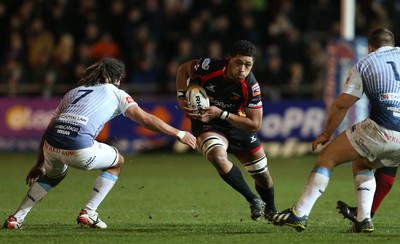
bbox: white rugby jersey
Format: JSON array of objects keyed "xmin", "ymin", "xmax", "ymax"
[
  {"xmin": 343, "ymin": 46, "xmax": 400, "ymax": 132},
  {"xmin": 46, "ymin": 83, "xmax": 137, "ymax": 149}
]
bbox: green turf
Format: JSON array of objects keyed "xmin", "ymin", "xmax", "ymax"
[{"xmin": 0, "ymin": 152, "xmax": 399, "ymax": 243}]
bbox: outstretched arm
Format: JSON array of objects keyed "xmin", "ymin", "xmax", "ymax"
[{"xmin": 125, "ymin": 104, "xmax": 197, "ymax": 149}]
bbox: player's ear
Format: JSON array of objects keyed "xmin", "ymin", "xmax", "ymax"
[{"xmin": 368, "ymin": 44, "xmax": 374, "ymax": 53}]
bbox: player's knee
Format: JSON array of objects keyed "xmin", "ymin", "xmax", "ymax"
[
  {"xmin": 207, "ymin": 152, "xmax": 228, "ymax": 165},
  {"xmin": 39, "ymin": 171, "xmax": 67, "ymax": 187},
  {"xmin": 244, "ymin": 156, "xmax": 268, "ymax": 175},
  {"xmin": 115, "ymin": 154, "xmax": 124, "ymax": 168}
]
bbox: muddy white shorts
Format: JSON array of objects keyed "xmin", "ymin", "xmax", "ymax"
[
  {"xmin": 346, "ymin": 118, "xmax": 400, "ymax": 167},
  {"xmin": 43, "ymin": 140, "xmax": 119, "ymax": 177}
]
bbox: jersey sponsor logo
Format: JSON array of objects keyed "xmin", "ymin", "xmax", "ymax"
[
  {"xmin": 384, "ymin": 133, "xmax": 400, "ymax": 144},
  {"xmin": 387, "ymin": 106, "xmax": 400, "ymax": 118},
  {"xmin": 126, "ymin": 96, "xmax": 134, "ymax": 103},
  {"xmin": 201, "ymin": 58, "xmax": 210, "ymax": 70},
  {"xmin": 205, "ymin": 83, "xmax": 216, "ymax": 92},
  {"xmin": 210, "ymin": 97, "xmax": 235, "ymax": 109},
  {"xmin": 250, "ymin": 135, "xmax": 257, "ymax": 143},
  {"xmin": 354, "ymin": 138, "xmax": 371, "ymax": 155},
  {"xmin": 54, "ymin": 123, "xmax": 80, "ymax": 137},
  {"xmin": 252, "ymin": 83, "xmax": 260, "ymax": 96},
  {"xmin": 380, "ymin": 93, "xmax": 400, "ymax": 102},
  {"xmin": 59, "ymin": 113, "xmax": 88, "ymax": 125}
]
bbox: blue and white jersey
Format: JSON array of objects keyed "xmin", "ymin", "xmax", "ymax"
[
  {"xmin": 343, "ymin": 46, "xmax": 400, "ymax": 132},
  {"xmin": 46, "ymin": 84, "xmax": 137, "ymax": 150}
]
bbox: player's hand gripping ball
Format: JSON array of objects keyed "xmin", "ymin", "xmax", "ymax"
[{"xmin": 186, "ymin": 85, "xmax": 210, "ymax": 114}]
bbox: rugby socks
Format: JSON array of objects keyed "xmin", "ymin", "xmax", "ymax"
[
  {"xmin": 354, "ymin": 170, "xmax": 375, "ymax": 221},
  {"xmin": 14, "ymin": 181, "xmax": 50, "ymax": 222},
  {"xmin": 295, "ymin": 166, "xmax": 331, "ymax": 217},
  {"xmin": 85, "ymin": 171, "xmax": 118, "ymax": 213},
  {"xmin": 255, "ymin": 184, "xmax": 277, "ymax": 212},
  {"xmin": 220, "ymin": 164, "xmax": 258, "ymax": 202},
  {"xmin": 371, "ymin": 167, "xmax": 396, "ymax": 216}
]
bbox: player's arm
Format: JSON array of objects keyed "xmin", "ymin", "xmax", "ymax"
[
  {"xmin": 176, "ymin": 60, "xmax": 193, "ymax": 94},
  {"xmin": 229, "ymin": 107, "xmax": 262, "ymax": 132},
  {"xmin": 312, "ymin": 65, "xmax": 363, "ymax": 151},
  {"xmin": 312, "ymin": 93, "xmax": 359, "ymax": 151},
  {"xmin": 200, "ymin": 106, "xmax": 262, "ymax": 133},
  {"xmin": 175, "ymin": 60, "xmax": 201, "ymax": 119},
  {"xmin": 125, "ymin": 104, "xmax": 197, "ymax": 149}
]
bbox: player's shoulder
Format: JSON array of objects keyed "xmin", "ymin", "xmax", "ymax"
[
  {"xmin": 193, "ymin": 57, "xmax": 226, "ymax": 73},
  {"xmin": 245, "ymin": 72, "xmax": 258, "ymax": 85}
]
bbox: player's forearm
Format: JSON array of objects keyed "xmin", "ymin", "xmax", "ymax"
[
  {"xmin": 176, "ymin": 62, "xmax": 192, "ymax": 92},
  {"xmin": 322, "ymin": 104, "xmax": 349, "ymax": 137},
  {"xmin": 141, "ymin": 114, "xmax": 180, "ymax": 138},
  {"xmin": 224, "ymin": 113, "xmax": 261, "ymax": 133}
]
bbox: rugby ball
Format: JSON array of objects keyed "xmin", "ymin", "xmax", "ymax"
[{"xmin": 186, "ymin": 85, "xmax": 210, "ymax": 113}]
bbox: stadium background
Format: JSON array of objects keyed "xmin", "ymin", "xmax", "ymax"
[{"xmin": 0, "ymin": 0, "xmax": 399, "ymax": 156}]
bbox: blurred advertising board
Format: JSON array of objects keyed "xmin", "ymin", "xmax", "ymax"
[
  {"xmin": 0, "ymin": 98, "xmax": 325, "ymax": 156},
  {"xmin": 325, "ymin": 37, "xmax": 369, "ymax": 134}
]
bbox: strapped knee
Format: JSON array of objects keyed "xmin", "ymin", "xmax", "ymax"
[
  {"xmin": 244, "ymin": 156, "xmax": 268, "ymax": 175},
  {"xmin": 200, "ymin": 136, "xmax": 227, "ymax": 157}
]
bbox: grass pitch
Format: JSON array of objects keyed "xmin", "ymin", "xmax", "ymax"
[{"xmin": 0, "ymin": 152, "xmax": 399, "ymax": 243}]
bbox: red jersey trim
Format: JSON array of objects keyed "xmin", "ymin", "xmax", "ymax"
[{"xmin": 233, "ymin": 145, "xmax": 263, "ymax": 157}]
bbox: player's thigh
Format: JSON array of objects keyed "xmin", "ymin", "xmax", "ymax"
[
  {"xmin": 63, "ymin": 141, "xmax": 119, "ymax": 170},
  {"xmin": 87, "ymin": 141, "xmax": 120, "ymax": 170},
  {"xmin": 43, "ymin": 153, "xmax": 68, "ymax": 178},
  {"xmin": 318, "ymin": 131, "xmax": 362, "ymax": 168}
]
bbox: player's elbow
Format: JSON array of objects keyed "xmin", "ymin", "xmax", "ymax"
[{"xmin": 247, "ymin": 122, "xmax": 261, "ymax": 133}]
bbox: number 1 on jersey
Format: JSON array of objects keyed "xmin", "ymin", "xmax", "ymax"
[{"xmin": 386, "ymin": 61, "xmax": 400, "ymax": 81}]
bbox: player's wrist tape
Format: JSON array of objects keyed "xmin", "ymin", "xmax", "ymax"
[
  {"xmin": 176, "ymin": 131, "xmax": 186, "ymax": 140},
  {"xmin": 177, "ymin": 89, "xmax": 185, "ymax": 99},
  {"xmin": 220, "ymin": 111, "xmax": 230, "ymax": 120}
]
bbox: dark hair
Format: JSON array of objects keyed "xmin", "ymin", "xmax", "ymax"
[
  {"xmin": 230, "ymin": 40, "xmax": 256, "ymax": 58},
  {"xmin": 368, "ymin": 28, "xmax": 395, "ymax": 48},
  {"xmin": 78, "ymin": 58, "xmax": 126, "ymax": 86}
]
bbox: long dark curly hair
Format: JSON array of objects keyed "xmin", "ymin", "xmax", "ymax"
[{"xmin": 78, "ymin": 58, "xmax": 126, "ymax": 87}]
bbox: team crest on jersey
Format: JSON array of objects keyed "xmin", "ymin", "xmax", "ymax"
[
  {"xmin": 232, "ymin": 92, "xmax": 241, "ymax": 100},
  {"xmin": 252, "ymin": 83, "xmax": 260, "ymax": 96},
  {"xmin": 201, "ymin": 58, "xmax": 210, "ymax": 70},
  {"xmin": 126, "ymin": 96, "xmax": 134, "ymax": 103}
]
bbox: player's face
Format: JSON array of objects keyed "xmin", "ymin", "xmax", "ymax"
[{"xmin": 227, "ymin": 55, "xmax": 254, "ymax": 81}]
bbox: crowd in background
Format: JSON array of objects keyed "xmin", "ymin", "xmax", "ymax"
[{"xmin": 0, "ymin": 0, "xmax": 398, "ymax": 100}]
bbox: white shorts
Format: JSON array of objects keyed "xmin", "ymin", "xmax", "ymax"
[
  {"xmin": 43, "ymin": 140, "xmax": 119, "ymax": 177},
  {"xmin": 346, "ymin": 118, "xmax": 400, "ymax": 167}
]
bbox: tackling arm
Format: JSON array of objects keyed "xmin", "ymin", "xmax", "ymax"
[
  {"xmin": 312, "ymin": 93, "xmax": 359, "ymax": 151},
  {"xmin": 125, "ymin": 104, "xmax": 197, "ymax": 149}
]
